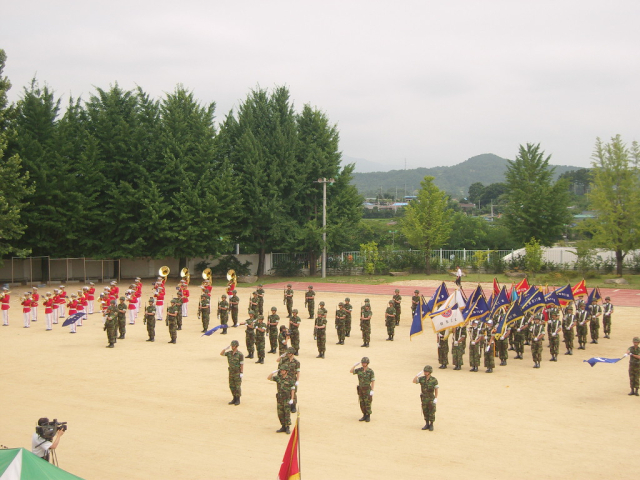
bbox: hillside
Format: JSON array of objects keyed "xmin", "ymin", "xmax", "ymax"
[{"xmin": 350, "ymin": 153, "xmax": 581, "ymax": 199}]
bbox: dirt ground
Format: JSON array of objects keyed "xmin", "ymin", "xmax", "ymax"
[{"xmin": 1, "ymin": 282, "xmax": 639, "ymax": 480}]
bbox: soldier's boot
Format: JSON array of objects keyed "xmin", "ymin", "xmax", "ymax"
[
  {"xmin": 316, "ymin": 353, "xmax": 323, "ymax": 358},
  {"xmin": 629, "ymin": 389, "xmax": 635, "ymax": 396},
  {"xmin": 390, "ymin": 335, "xmax": 394, "ymax": 341},
  {"xmin": 428, "ymin": 422, "xmax": 434, "ymax": 431},
  {"xmin": 486, "ymin": 368, "xmax": 493, "ymax": 373},
  {"xmin": 359, "ymin": 413, "xmax": 366, "ymax": 421},
  {"xmin": 346, "ymin": 332, "xmax": 350, "ymax": 337},
  {"xmin": 229, "ymin": 396, "xmax": 237, "ymax": 405},
  {"xmin": 635, "ymin": 389, "xmax": 640, "ymax": 396},
  {"xmin": 276, "ymin": 426, "xmax": 287, "ymax": 433},
  {"xmin": 146, "ymin": 337, "xmax": 153, "ymax": 342},
  {"xmin": 422, "ymin": 423, "xmax": 429, "ymax": 430},
  {"xmin": 470, "ymin": 367, "xmax": 475, "ymax": 372},
  {"xmin": 336, "ymin": 341, "xmax": 342, "ymax": 345},
  {"xmin": 365, "ymin": 343, "xmax": 369, "ymax": 347},
  {"xmin": 569, "ymin": 349, "xmax": 573, "ymax": 355},
  {"xmin": 285, "ymin": 426, "xmax": 290, "ymax": 434},
  {"xmin": 321, "ymin": 351, "xmax": 325, "ymax": 358},
  {"xmin": 235, "ymin": 396, "xmax": 241, "ymax": 405},
  {"xmin": 386, "ymin": 336, "xmax": 391, "ymax": 341},
  {"xmin": 107, "ymin": 343, "xmax": 113, "ymax": 348}
]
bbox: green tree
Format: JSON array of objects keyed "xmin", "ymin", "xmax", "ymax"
[
  {"xmin": 581, "ymin": 135, "xmax": 640, "ymax": 275},
  {"xmin": 479, "ymin": 182, "xmax": 507, "ymax": 206},
  {"xmin": 447, "ymin": 212, "xmax": 488, "ymax": 249},
  {"xmin": 467, "ymin": 182, "xmax": 484, "ymax": 204},
  {"xmin": 503, "ymin": 144, "xmax": 571, "ymax": 246},
  {"xmin": 400, "ymin": 176, "xmax": 453, "ymax": 273}
]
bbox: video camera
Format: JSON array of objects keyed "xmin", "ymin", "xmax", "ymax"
[{"xmin": 36, "ymin": 419, "xmax": 68, "ymax": 441}]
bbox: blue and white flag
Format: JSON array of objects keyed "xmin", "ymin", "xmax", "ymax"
[
  {"xmin": 202, "ymin": 324, "xmax": 228, "ymax": 336},
  {"xmin": 583, "ymin": 355, "xmax": 626, "ymax": 367},
  {"xmin": 429, "ymin": 290, "xmax": 466, "ymax": 333},
  {"xmin": 62, "ymin": 312, "xmax": 84, "ymax": 327}
]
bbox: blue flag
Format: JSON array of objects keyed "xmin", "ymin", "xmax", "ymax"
[
  {"xmin": 433, "ymin": 282, "xmax": 450, "ymax": 310},
  {"xmin": 62, "ymin": 312, "xmax": 84, "ymax": 327},
  {"xmin": 202, "ymin": 324, "xmax": 228, "ymax": 336},
  {"xmin": 555, "ymin": 284, "xmax": 575, "ymax": 304},
  {"xmin": 410, "ymin": 296, "xmax": 427, "ymax": 339},
  {"xmin": 544, "ymin": 290, "xmax": 561, "ymax": 308},
  {"xmin": 520, "ymin": 286, "xmax": 538, "ymax": 305},
  {"xmin": 491, "ymin": 286, "xmax": 510, "ymax": 315},
  {"xmin": 504, "ymin": 301, "xmax": 524, "ymax": 327},
  {"xmin": 521, "ymin": 289, "xmax": 545, "ymax": 313},
  {"xmin": 583, "ymin": 356, "xmax": 625, "ymax": 367},
  {"xmin": 463, "ymin": 290, "xmax": 490, "ymax": 323},
  {"xmin": 586, "ymin": 287, "xmax": 602, "ymax": 307}
]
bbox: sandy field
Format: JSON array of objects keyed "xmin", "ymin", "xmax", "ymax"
[{"xmin": 1, "ymin": 281, "xmax": 639, "ymax": 480}]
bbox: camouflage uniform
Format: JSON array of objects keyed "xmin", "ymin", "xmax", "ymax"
[
  {"xmin": 116, "ymin": 299, "xmax": 127, "ymax": 338},
  {"xmin": 452, "ymin": 325, "xmax": 466, "ymax": 369},
  {"xmin": 576, "ymin": 307, "xmax": 589, "ymax": 349},
  {"xmin": 255, "ymin": 316, "xmax": 267, "ymax": 363},
  {"xmin": 218, "ymin": 297, "xmax": 229, "ymax": 333},
  {"xmin": 468, "ymin": 324, "xmax": 481, "ymax": 371},
  {"xmin": 256, "ymin": 286, "xmax": 265, "ymax": 315},
  {"xmin": 513, "ymin": 314, "xmax": 528, "ymax": 359},
  {"xmin": 335, "ymin": 304, "xmax": 347, "ymax": 344},
  {"xmin": 230, "ymin": 292, "xmax": 239, "ymax": 326},
  {"xmin": 278, "ymin": 327, "xmax": 289, "ymax": 355},
  {"xmin": 271, "ymin": 372, "xmax": 296, "ymax": 430},
  {"xmin": 354, "ymin": 367, "xmax": 375, "ymax": 416},
  {"xmin": 589, "ymin": 303, "xmax": 602, "ymax": 343},
  {"xmin": 483, "ymin": 324, "xmax": 495, "ymax": 372},
  {"xmin": 627, "ymin": 341, "xmax": 640, "ymax": 394},
  {"xmin": 249, "ymin": 293, "xmax": 259, "ymax": 316},
  {"xmin": 530, "ymin": 320, "xmax": 545, "ymax": 367},
  {"xmin": 268, "ymin": 310, "xmax": 280, "ymax": 353},
  {"xmin": 548, "ymin": 316, "xmax": 561, "ymax": 360},
  {"xmin": 602, "ymin": 300, "xmax": 614, "ymax": 338},
  {"xmin": 385, "ymin": 303, "xmax": 396, "ymax": 340},
  {"xmin": 314, "ymin": 315, "xmax": 327, "ymax": 358},
  {"xmin": 289, "ymin": 312, "xmax": 301, "ymax": 354},
  {"xmin": 562, "ymin": 309, "xmax": 575, "ymax": 354},
  {"xmin": 344, "ymin": 299, "xmax": 353, "ymax": 337},
  {"xmin": 305, "ymin": 287, "xmax": 315, "ymax": 319},
  {"xmin": 418, "ymin": 373, "xmax": 438, "ymax": 427},
  {"xmin": 167, "ymin": 301, "xmax": 178, "ymax": 343},
  {"xmin": 199, "ymin": 294, "xmax": 210, "ymax": 332},
  {"xmin": 437, "ymin": 331, "xmax": 449, "ymax": 368},
  {"xmin": 175, "ymin": 295, "xmax": 183, "ymax": 330},
  {"xmin": 284, "ymin": 286, "xmax": 294, "ymax": 318},
  {"xmin": 411, "ymin": 291, "xmax": 420, "ymax": 316},
  {"xmin": 104, "ymin": 312, "xmax": 117, "ymax": 347},
  {"xmin": 245, "ymin": 315, "xmax": 256, "ymax": 358},
  {"xmin": 279, "ymin": 351, "xmax": 300, "ymax": 409},
  {"xmin": 360, "ymin": 305, "xmax": 372, "ymax": 347},
  {"xmin": 392, "ymin": 292, "xmax": 402, "ymax": 325},
  {"xmin": 225, "ymin": 349, "xmax": 244, "ymax": 400},
  {"xmin": 144, "ymin": 302, "xmax": 156, "ymax": 341}
]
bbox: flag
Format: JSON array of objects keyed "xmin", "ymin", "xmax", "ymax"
[
  {"xmin": 462, "ymin": 285, "xmax": 483, "ymax": 315},
  {"xmin": 278, "ymin": 414, "xmax": 300, "ymax": 480},
  {"xmin": 429, "ymin": 290, "xmax": 466, "ymax": 332},
  {"xmin": 463, "ymin": 289, "xmax": 490, "ymax": 323},
  {"xmin": 544, "ymin": 290, "xmax": 561, "ymax": 308},
  {"xmin": 521, "ymin": 289, "xmax": 546, "ymax": 313},
  {"xmin": 520, "ymin": 286, "xmax": 538, "ymax": 305},
  {"xmin": 492, "ymin": 278, "xmax": 501, "ymax": 297},
  {"xmin": 410, "ymin": 296, "xmax": 428, "ymax": 339},
  {"xmin": 202, "ymin": 324, "xmax": 228, "ymax": 336},
  {"xmin": 583, "ymin": 355, "xmax": 626, "ymax": 367},
  {"xmin": 572, "ymin": 279, "xmax": 588, "ymax": 297},
  {"xmin": 504, "ymin": 301, "xmax": 524, "ymax": 328},
  {"xmin": 586, "ymin": 287, "xmax": 602, "ymax": 307},
  {"xmin": 510, "ymin": 284, "xmax": 518, "ymax": 302},
  {"xmin": 432, "ymin": 282, "xmax": 450, "ymax": 310},
  {"xmin": 491, "ymin": 286, "xmax": 510, "ymax": 315},
  {"xmin": 555, "ymin": 284, "xmax": 575, "ymax": 305},
  {"xmin": 62, "ymin": 312, "xmax": 84, "ymax": 327},
  {"xmin": 515, "ymin": 278, "xmax": 529, "ymax": 294}
]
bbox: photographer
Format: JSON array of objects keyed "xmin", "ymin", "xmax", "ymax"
[{"xmin": 32, "ymin": 417, "xmax": 65, "ymax": 462}]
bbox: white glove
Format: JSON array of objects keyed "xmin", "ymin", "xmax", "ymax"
[
  {"xmin": 288, "ymin": 399, "xmax": 294, "ymax": 405},
  {"xmin": 553, "ymin": 333, "xmax": 557, "ymax": 336},
  {"xmin": 369, "ymin": 390, "xmax": 374, "ymax": 396},
  {"xmin": 417, "ymin": 372, "xmax": 423, "ymax": 377},
  {"xmin": 433, "ymin": 398, "xmax": 437, "ymax": 404},
  {"xmin": 354, "ymin": 362, "xmax": 360, "ymax": 367},
  {"xmin": 500, "ymin": 336, "xmax": 505, "ymax": 340},
  {"xmin": 295, "ymin": 381, "xmax": 299, "ymax": 386},
  {"xmin": 454, "ymin": 341, "xmax": 458, "ymax": 346},
  {"xmin": 471, "ymin": 341, "xmax": 475, "ymax": 345},
  {"xmin": 239, "ymin": 373, "xmax": 243, "ymax": 378}
]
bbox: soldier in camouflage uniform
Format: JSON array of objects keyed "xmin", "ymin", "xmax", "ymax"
[
  {"xmin": 513, "ymin": 312, "xmax": 528, "ymax": 359},
  {"xmin": 360, "ymin": 302, "xmax": 372, "ymax": 347},
  {"xmin": 602, "ymin": 296, "xmax": 614, "ymax": 339},
  {"xmin": 175, "ymin": 291, "xmax": 183, "ymax": 330},
  {"xmin": 562, "ymin": 305, "xmax": 576, "ymax": 355},
  {"xmin": 589, "ymin": 299, "xmax": 602, "ymax": 344},
  {"xmin": 451, "ymin": 324, "xmax": 466, "ymax": 370},
  {"xmin": 530, "ymin": 314, "xmax": 545, "ymax": 368},
  {"xmin": 199, "ymin": 292, "xmax": 210, "ymax": 332},
  {"xmin": 548, "ymin": 310, "xmax": 562, "ymax": 361},
  {"xmin": 218, "ymin": 294, "xmax": 229, "ymax": 334},
  {"xmin": 576, "ymin": 303, "xmax": 589, "ymax": 350},
  {"xmin": 335, "ymin": 302, "xmax": 347, "ymax": 345},
  {"xmin": 116, "ymin": 296, "xmax": 127, "ymax": 339},
  {"xmin": 104, "ymin": 310, "xmax": 117, "ymax": 348},
  {"xmin": 411, "ymin": 290, "xmax": 420, "ymax": 316},
  {"xmin": 414, "ymin": 365, "xmax": 438, "ymax": 431},
  {"xmin": 351, "ymin": 357, "xmax": 375, "ymax": 422},
  {"xmin": 144, "ymin": 297, "xmax": 156, "ymax": 342},
  {"xmin": 284, "ymin": 284, "xmax": 294, "ymax": 318},
  {"xmin": 268, "ymin": 367, "xmax": 296, "ymax": 433},
  {"xmin": 344, "ymin": 297, "xmax": 353, "ymax": 337},
  {"xmin": 305, "ymin": 285, "xmax": 315, "ymax": 319},
  {"xmin": 221, "ymin": 340, "xmax": 244, "ymax": 405},
  {"xmin": 244, "ymin": 312, "xmax": 256, "ymax": 359},
  {"xmin": 230, "ymin": 290, "xmax": 239, "ymax": 327},
  {"xmin": 483, "ymin": 320, "xmax": 496, "ymax": 373},
  {"xmin": 289, "ymin": 308, "xmax": 301, "ymax": 355},
  {"xmin": 278, "ymin": 347, "xmax": 300, "ymax": 412},
  {"xmin": 437, "ymin": 331, "xmax": 449, "ymax": 369},
  {"xmin": 392, "ymin": 289, "xmax": 402, "ymax": 325},
  {"xmin": 256, "ymin": 284, "xmax": 265, "ymax": 316},
  {"xmin": 495, "ymin": 311, "xmax": 510, "ymax": 366},
  {"xmin": 249, "ymin": 291, "xmax": 259, "ymax": 316},
  {"xmin": 626, "ymin": 337, "xmax": 640, "ymax": 396},
  {"xmin": 278, "ymin": 325, "xmax": 290, "ymax": 355},
  {"xmin": 468, "ymin": 320, "xmax": 481, "ymax": 372},
  {"xmin": 385, "ymin": 301, "xmax": 396, "ymax": 341},
  {"xmin": 314, "ymin": 307, "xmax": 327, "ymax": 358},
  {"xmin": 166, "ymin": 298, "xmax": 179, "ymax": 344},
  {"xmin": 255, "ymin": 315, "xmax": 267, "ymax": 363},
  {"xmin": 268, "ymin": 307, "xmax": 280, "ymax": 353}
]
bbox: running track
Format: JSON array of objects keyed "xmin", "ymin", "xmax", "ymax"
[{"xmin": 264, "ymin": 281, "xmax": 640, "ymax": 307}]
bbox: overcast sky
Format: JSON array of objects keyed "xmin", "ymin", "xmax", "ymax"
[{"xmin": 2, "ymin": 0, "xmax": 639, "ymax": 170}]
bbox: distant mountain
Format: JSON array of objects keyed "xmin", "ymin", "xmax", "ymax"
[
  {"xmin": 343, "ymin": 155, "xmax": 387, "ymax": 173},
  {"xmin": 350, "ymin": 153, "xmax": 582, "ymax": 199}
]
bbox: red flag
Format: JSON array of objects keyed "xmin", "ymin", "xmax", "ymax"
[
  {"xmin": 493, "ymin": 278, "xmax": 501, "ymax": 297},
  {"xmin": 278, "ymin": 416, "xmax": 300, "ymax": 480},
  {"xmin": 515, "ymin": 278, "xmax": 529, "ymax": 294},
  {"xmin": 572, "ymin": 279, "xmax": 587, "ymax": 297}
]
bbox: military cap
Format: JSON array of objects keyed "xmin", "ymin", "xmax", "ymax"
[
  {"xmin": 308, "ymin": 285, "xmax": 313, "ymax": 289},
  {"xmin": 292, "ymin": 308, "xmax": 298, "ymax": 313},
  {"xmin": 258, "ymin": 284, "xmax": 263, "ymax": 287},
  {"xmin": 345, "ymin": 297, "xmax": 350, "ymax": 302},
  {"xmin": 339, "ymin": 302, "xmax": 344, "ymax": 306},
  {"xmin": 120, "ymin": 296, "xmax": 125, "ymax": 300},
  {"xmin": 414, "ymin": 289, "xmax": 419, "ymax": 293},
  {"xmin": 258, "ymin": 315, "xmax": 264, "ymax": 320},
  {"xmin": 287, "ymin": 284, "xmax": 292, "ymax": 288},
  {"xmin": 287, "ymin": 347, "xmax": 296, "ymax": 354},
  {"xmin": 361, "ymin": 357, "xmax": 370, "ymax": 364},
  {"xmin": 424, "ymin": 365, "xmax": 433, "ymax": 373},
  {"xmin": 230, "ymin": 340, "xmax": 239, "ymax": 347},
  {"xmin": 171, "ymin": 298, "xmax": 178, "ymax": 303},
  {"xmin": 395, "ymin": 289, "xmax": 400, "ymax": 293},
  {"xmin": 148, "ymin": 297, "xmax": 155, "ymax": 302},
  {"xmin": 605, "ymin": 296, "xmax": 611, "ymax": 300},
  {"xmin": 221, "ymin": 294, "xmax": 227, "ymax": 298},
  {"xmin": 388, "ymin": 300, "xmax": 394, "ymax": 304},
  {"xmin": 319, "ymin": 301, "xmax": 325, "ymax": 306},
  {"xmin": 232, "ymin": 290, "xmax": 237, "ymax": 294},
  {"xmin": 364, "ymin": 298, "xmax": 370, "ymax": 303},
  {"xmin": 566, "ymin": 305, "xmax": 573, "ymax": 311},
  {"xmin": 271, "ymin": 306, "xmax": 277, "ymax": 311},
  {"xmin": 634, "ymin": 337, "xmax": 640, "ymax": 343}
]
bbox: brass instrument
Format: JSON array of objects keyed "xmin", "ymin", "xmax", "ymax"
[
  {"xmin": 226, "ymin": 269, "xmax": 237, "ymax": 285},
  {"xmin": 180, "ymin": 267, "xmax": 191, "ymax": 284},
  {"xmin": 202, "ymin": 268, "xmax": 212, "ymax": 282},
  {"xmin": 159, "ymin": 266, "xmax": 170, "ymax": 278}
]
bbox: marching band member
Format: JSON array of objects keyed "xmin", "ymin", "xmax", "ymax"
[
  {"xmin": 51, "ymin": 289, "xmax": 60, "ymax": 324},
  {"xmin": 1, "ymin": 287, "xmax": 10, "ymax": 326},
  {"xmin": 44, "ymin": 292, "xmax": 54, "ymax": 330},
  {"xmin": 127, "ymin": 289, "xmax": 137, "ymax": 324},
  {"xmin": 58, "ymin": 285, "xmax": 67, "ymax": 318},
  {"xmin": 181, "ymin": 281, "xmax": 189, "ymax": 317},
  {"xmin": 155, "ymin": 282, "xmax": 165, "ymax": 322},
  {"xmin": 31, "ymin": 287, "xmax": 39, "ymax": 322},
  {"xmin": 87, "ymin": 282, "xmax": 96, "ymax": 314},
  {"xmin": 134, "ymin": 278, "xmax": 143, "ymax": 316},
  {"xmin": 67, "ymin": 294, "xmax": 78, "ymax": 333},
  {"xmin": 75, "ymin": 291, "xmax": 85, "ymax": 327},
  {"xmin": 21, "ymin": 292, "xmax": 32, "ymax": 328}
]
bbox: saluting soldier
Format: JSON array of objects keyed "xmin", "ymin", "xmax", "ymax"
[
  {"xmin": 166, "ymin": 298, "xmax": 179, "ymax": 344},
  {"xmin": 602, "ymin": 296, "xmax": 614, "ymax": 339},
  {"xmin": 437, "ymin": 330, "xmax": 449, "ymax": 369},
  {"xmin": 268, "ymin": 367, "xmax": 296, "ymax": 434},
  {"xmin": 284, "ymin": 284, "xmax": 294, "ymax": 318},
  {"xmin": 385, "ymin": 301, "xmax": 396, "ymax": 341},
  {"xmin": 414, "ymin": 365, "xmax": 439, "ymax": 431},
  {"xmin": 244, "ymin": 312, "xmax": 256, "ymax": 359},
  {"xmin": 626, "ymin": 337, "xmax": 640, "ymax": 396},
  {"xmin": 392, "ymin": 289, "xmax": 402, "ymax": 325},
  {"xmin": 230, "ymin": 290, "xmax": 239, "ymax": 327},
  {"xmin": 589, "ymin": 298, "xmax": 602, "ymax": 344},
  {"xmin": 104, "ymin": 310, "xmax": 117, "ymax": 348},
  {"xmin": 562, "ymin": 305, "xmax": 576, "ymax": 355},
  {"xmin": 335, "ymin": 302, "xmax": 347, "ymax": 345},
  {"xmin": 256, "ymin": 284, "xmax": 265, "ymax": 315},
  {"xmin": 289, "ymin": 308, "xmax": 301, "ymax": 355},
  {"xmin": 305, "ymin": 285, "xmax": 315, "ymax": 319},
  {"xmin": 530, "ymin": 314, "xmax": 545, "ymax": 368},
  {"xmin": 451, "ymin": 324, "xmax": 466, "ymax": 370},
  {"xmin": 360, "ymin": 302, "xmax": 372, "ymax": 348},
  {"xmin": 199, "ymin": 292, "xmax": 211, "ymax": 332},
  {"xmin": 278, "ymin": 347, "xmax": 300, "ymax": 413},
  {"xmin": 144, "ymin": 297, "xmax": 156, "ymax": 342},
  {"xmin": 468, "ymin": 320, "xmax": 481, "ymax": 372},
  {"xmin": 255, "ymin": 315, "xmax": 267, "ymax": 364},
  {"xmin": 268, "ymin": 307, "xmax": 280, "ymax": 354},
  {"xmin": 221, "ymin": 340, "xmax": 244, "ymax": 406},
  {"xmin": 344, "ymin": 298, "xmax": 353, "ymax": 337},
  {"xmin": 314, "ymin": 307, "xmax": 327, "ymax": 358},
  {"xmin": 548, "ymin": 310, "xmax": 562, "ymax": 361},
  {"xmin": 351, "ymin": 357, "xmax": 375, "ymax": 422},
  {"xmin": 218, "ymin": 294, "xmax": 229, "ymax": 334}
]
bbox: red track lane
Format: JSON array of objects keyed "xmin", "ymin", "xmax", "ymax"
[{"xmin": 264, "ymin": 281, "xmax": 640, "ymax": 307}]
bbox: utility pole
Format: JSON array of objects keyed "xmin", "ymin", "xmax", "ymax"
[{"xmin": 315, "ymin": 177, "xmax": 335, "ymax": 278}]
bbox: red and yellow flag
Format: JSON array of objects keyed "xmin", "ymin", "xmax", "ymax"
[
  {"xmin": 278, "ymin": 415, "xmax": 300, "ymax": 480},
  {"xmin": 571, "ymin": 279, "xmax": 588, "ymax": 297}
]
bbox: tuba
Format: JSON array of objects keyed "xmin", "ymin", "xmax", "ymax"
[
  {"xmin": 180, "ymin": 267, "xmax": 191, "ymax": 284},
  {"xmin": 159, "ymin": 266, "xmax": 170, "ymax": 278},
  {"xmin": 226, "ymin": 269, "xmax": 237, "ymax": 295},
  {"xmin": 202, "ymin": 268, "xmax": 212, "ymax": 282}
]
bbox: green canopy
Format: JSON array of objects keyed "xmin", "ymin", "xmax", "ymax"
[{"xmin": 0, "ymin": 449, "xmax": 84, "ymax": 480}]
